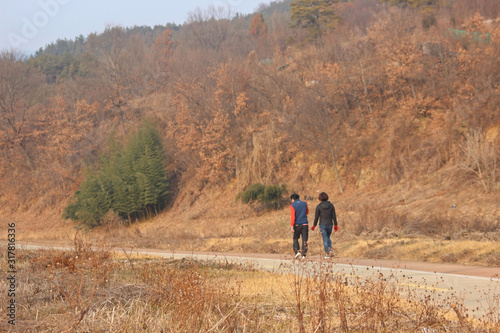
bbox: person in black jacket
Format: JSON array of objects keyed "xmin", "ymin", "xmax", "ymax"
[{"xmin": 311, "ymin": 192, "xmax": 338, "ymax": 258}]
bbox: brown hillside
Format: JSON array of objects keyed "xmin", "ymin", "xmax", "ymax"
[{"xmin": 1, "ymin": 0, "xmax": 499, "ymax": 265}]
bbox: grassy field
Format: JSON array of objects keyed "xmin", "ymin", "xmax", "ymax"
[
  {"xmin": 11, "ymin": 206, "xmax": 500, "ymax": 269},
  {"xmin": 11, "ymin": 175, "xmax": 500, "ymax": 268},
  {"xmin": 8, "ymin": 169, "xmax": 500, "ymax": 269},
  {"xmin": 1, "ymin": 238, "xmax": 499, "ymax": 332}
]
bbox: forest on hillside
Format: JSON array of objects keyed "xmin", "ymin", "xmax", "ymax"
[{"xmin": 0, "ymin": 0, "xmax": 499, "ymax": 225}]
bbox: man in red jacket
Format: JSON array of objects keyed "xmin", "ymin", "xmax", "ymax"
[{"xmin": 290, "ymin": 193, "xmax": 309, "ymax": 259}]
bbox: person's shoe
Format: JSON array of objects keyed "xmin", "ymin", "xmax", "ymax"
[
  {"xmin": 324, "ymin": 255, "xmax": 330, "ymax": 259},
  {"xmin": 301, "ymin": 255, "xmax": 306, "ymax": 260},
  {"xmin": 294, "ymin": 252, "xmax": 301, "ymax": 259}
]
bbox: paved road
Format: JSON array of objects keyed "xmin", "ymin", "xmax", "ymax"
[{"xmin": 14, "ymin": 242, "xmax": 500, "ymax": 319}]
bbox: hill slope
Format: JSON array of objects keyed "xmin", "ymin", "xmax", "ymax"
[{"xmin": 1, "ymin": 0, "xmax": 499, "ymax": 265}]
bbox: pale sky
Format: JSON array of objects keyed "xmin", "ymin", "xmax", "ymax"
[{"xmin": 0, "ymin": 0, "xmax": 270, "ymax": 55}]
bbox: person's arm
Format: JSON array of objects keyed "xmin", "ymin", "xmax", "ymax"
[
  {"xmin": 313, "ymin": 205, "xmax": 320, "ymax": 227},
  {"xmin": 290, "ymin": 205, "xmax": 296, "ymax": 232},
  {"xmin": 332, "ymin": 205, "xmax": 338, "ymax": 231}
]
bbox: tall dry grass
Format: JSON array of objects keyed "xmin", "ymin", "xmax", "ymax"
[
  {"xmin": 4, "ymin": 236, "xmax": 499, "ymax": 332},
  {"xmin": 281, "ymin": 259, "xmax": 500, "ymax": 332},
  {"xmin": 343, "ymin": 201, "xmax": 499, "ymax": 239}
]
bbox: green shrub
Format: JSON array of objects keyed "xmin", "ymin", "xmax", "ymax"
[
  {"xmin": 259, "ymin": 184, "xmax": 287, "ymax": 209},
  {"xmin": 64, "ymin": 121, "xmax": 169, "ymax": 228},
  {"xmin": 236, "ymin": 183, "xmax": 265, "ymax": 204},
  {"xmin": 236, "ymin": 183, "xmax": 287, "ymax": 210}
]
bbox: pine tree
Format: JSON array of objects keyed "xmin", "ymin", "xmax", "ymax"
[
  {"xmin": 64, "ymin": 174, "xmax": 111, "ymax": 228},
  {"xmin": 129, "ymin": 121, "xmax": 168, "ymax": 213},
  {"xmin": 380, "ymin": 0, "xmax": 438, "ymax": 8},
  {"xmin": 290, "ymin": 0, "xmax": 339, "ymax": 44},
  {"xmin": 64, "ymin": 121, "xmax": 169, "ymax": 227}
]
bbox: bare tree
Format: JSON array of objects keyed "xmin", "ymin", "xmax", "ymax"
[
  {"xmin": 459, "ymin": 129, "xmax": 498, "ymax": 192},
  {"xmin": 298, "ymin": 88, "xmax": 347, "ymax": 193},
  {"xmin": 88, "ymin": 26, "xmax": 152, "ymax": 134},
  {"xmin": 184, "ymin": 6, "xmax": 234, "ymax": 57},
  {"xmin": 0, "ymin": 51, "xmax": 44, "ymax": 169}
]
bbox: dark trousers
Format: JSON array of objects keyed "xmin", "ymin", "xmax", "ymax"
[{"xmin": 293, "ymin": 224, "xmax": 309, "ymax": 254}]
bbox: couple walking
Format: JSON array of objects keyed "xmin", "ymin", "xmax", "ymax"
[{"xmin": 290, "ymin": 192, "xmax": 338, "ymax": 259}]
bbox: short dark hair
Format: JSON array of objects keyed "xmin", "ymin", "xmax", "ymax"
[
  {"xmin": 318, "ymin": 192, "xmax": 329, "ymax": 201},
  {"xmin": 290, "ymin": 193, "xmax": 300, "ymax": 200}
]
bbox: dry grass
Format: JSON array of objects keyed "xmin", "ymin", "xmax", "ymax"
[
  {"xmin": 85, "ymin": 203, "xmax": 499, "ymax": 267},
  {"xmin": 336, "ymin": 238, "xmax": 500, "ymax": 265},
  {"xmin": 6, "ymin": 173, "xmax": 499, "ymax": 268},
  {"xmin": 9, "ymin": 204, "xmax": 499, "ymax": 267},
  {"xmin": 1, "ymin": 237, "xmax": 498, "ymax": 332}
]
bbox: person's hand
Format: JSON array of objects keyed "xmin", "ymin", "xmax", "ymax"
[
  {"xmin": 334, "ymin": 225, "xmax": 338, "ymax": 232},
  {"xmin": 311, "ymin": 225, "xmax": 316, "ymax": 231},
  {"xmin": 291, "ymin": 226, "xmax": 294, "ymax": 232}
]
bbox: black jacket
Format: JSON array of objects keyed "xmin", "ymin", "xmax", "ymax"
[{"xmin": 313, "ymin": 201, "xmax": 337, "ymax": 227}]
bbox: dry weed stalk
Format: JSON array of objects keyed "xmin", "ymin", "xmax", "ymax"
[
  {"xmin": 276, "ymin": 259, "xmax": 500, "ymax": 332},
  {"xmin": 43, "ymin": 236, "xmax": 115, "ymax": 332},
  {"xmin": 3, "ymin": 244, "xmax": 500, "ymax": 332}
]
